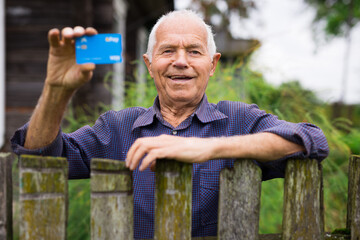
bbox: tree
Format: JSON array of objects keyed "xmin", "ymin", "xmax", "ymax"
[
  {"xmin": 189, "ymin": 0, "xmax": 256, "ymax": 34},
  {"xmin": 304, "ymin": 0, "xmax": 360, "ymax": 103}
]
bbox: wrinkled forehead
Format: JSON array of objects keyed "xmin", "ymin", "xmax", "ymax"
[{"xmin": 155, "ymin": 15, "xmax": 208, "ymax": 44}]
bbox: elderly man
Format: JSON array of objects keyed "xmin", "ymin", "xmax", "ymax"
[{"xmin": 12, "ymin": 10, "xmax": 329, "ymax": 238}]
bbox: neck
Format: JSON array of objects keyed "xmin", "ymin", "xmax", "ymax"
[{"xmin": 159, "ymin": 99, "xmax": 201, "ymax": 128}]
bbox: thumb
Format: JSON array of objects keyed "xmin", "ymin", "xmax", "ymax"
[
  {"xmin": 79, "ymin": 63, "xmax": 95, "ymax": 81},
  {"xmin": 80, "ymin": 63, "xmax": 96, "ymax": 72}
]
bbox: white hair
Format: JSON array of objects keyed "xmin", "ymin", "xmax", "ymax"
[{"xmin": 146, "ymin": 9, "xmax": 217, "ymax": 62}]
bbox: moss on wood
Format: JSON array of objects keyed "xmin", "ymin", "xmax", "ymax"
[{"xmin": 154, "ymin": 159, "xmax": 192, "ymax": 240}]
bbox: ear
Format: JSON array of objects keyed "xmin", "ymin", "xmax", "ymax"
[
  {"xmin": 209, "ymin": 53, "xmax": 221, "ymax": 76},
  {"xmin": 143, "ymin": 54, "xmax": 154, "ymax": 78}
]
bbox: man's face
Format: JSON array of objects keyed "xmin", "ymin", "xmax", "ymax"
[{"xmin": 144, "ymin": 16, "xmax": 220, "ymax": 108}]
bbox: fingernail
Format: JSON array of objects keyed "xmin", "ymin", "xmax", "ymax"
[
  {"xmin": 63, "ymin": 28, "xmax": 72, "ymax": 36},
  {"xmin": 74, "ymin": 26, "xmax": 84, "ymax": 34}
]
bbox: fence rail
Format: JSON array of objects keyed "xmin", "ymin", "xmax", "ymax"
[
  {"xmin": 0, "ymin": 153, "xmax": 359, "ymax": 240},
  {"xmin": 0, "ymin": 153, "xmax": 13, "ymax": 240}
]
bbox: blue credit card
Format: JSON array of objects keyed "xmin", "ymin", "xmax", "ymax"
[{"xmin": 75, "ymin": 33, "xmax": 122, "ymax": 64}]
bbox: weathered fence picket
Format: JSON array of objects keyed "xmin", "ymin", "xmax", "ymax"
[
  {"xmin": 155, "ymin": 159, "xmax": 193, "ymax": 240},
  {"xmin": 347, "ymin": 155, "xmax": 360, "ymax": 240},
  {"xmin": 0, "ymin": 153, "xmax": 359, "ymax": 239},
  {"xmin": 218, "ymin": 159, "xmax": 262, "ymax": 239},
  {"xmin": 282, "ymin": 159, "xmax": 324, "ymax": 240},
  {"xmin": 90, "ymin": 158, "xmax": 133, "ymax": 240},
  {"xmin": 0, "ymin": 153, "xmax": 13, "ymax": 240},
  {"xmin": 19, "ymin": 155, "xmax": 68, "ymax": 240}
]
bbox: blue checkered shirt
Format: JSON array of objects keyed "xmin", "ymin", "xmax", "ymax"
[{"xmin": 11, "ymin": 95, "xmax": 329, "ymax": 239}]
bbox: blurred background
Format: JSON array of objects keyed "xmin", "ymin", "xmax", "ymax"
[{"xmin": 1, "ymin": 0, "xmax": 359, "ymax": 239}]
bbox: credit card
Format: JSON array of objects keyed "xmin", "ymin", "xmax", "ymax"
[{"xmin": 75, "ymin": 33, "xmax": 122, "ymax": 64}]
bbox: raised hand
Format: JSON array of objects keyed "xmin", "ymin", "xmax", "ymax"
[
  {"xmin": 45, "ymin": 26, "xmax": 97, "ymax": 91},
  {"xmin": 24, "ymin": 26, "xmax": 99, "ymax": 150}
]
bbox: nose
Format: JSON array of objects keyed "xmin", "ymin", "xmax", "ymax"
[{"xmin": 172, "ymin": 50, "xmax": 189, "ymax": 68}]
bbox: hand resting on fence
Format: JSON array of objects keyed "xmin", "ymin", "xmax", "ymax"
[{"xmin": 125, "ymin": 132, "xmax": 305, "ymax": 171}]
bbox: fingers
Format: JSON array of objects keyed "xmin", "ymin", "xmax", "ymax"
[
  {"xmin": 85, "ymin": 27, "xmax": 98, "ymax": 35},
  {"xmin": 125, "ymin": 136, "xmax": 214, "ymax": 171},
  {"xmin": 126, "ymin": 139, "xmax": 147, "ymax": 170},
  {"xmin": 49, "ymin": 26, "xmax": 98, "ymax": 48},
  {"xmin": 73, "ymin": 26, "xmax": 86, "ymax": 37},
  {"xmin": 125, "ymin": 141, "xmax": 137, "ymax": 169},
  {"xmin": 139, "ymin": 151, "xmax": 159, "ymax": 171},
  {"xmin": 126, "ymin": 137, "xmax": 164, "ymax": 171},
  {"xmin": 139, "ymin": 149, "xmax": 170, "ymax": 171},
  {"xmin": 130, "ymin": 146, "xmax": 147, "ymax": 170},
  {"xmin": 126, "ymin": 135, "xmax": 178, "ymax": 171},
  {"xmin": 150, "ymin": 161, "xmax": 157, "ymax": 172},
  {"xmin": 48, "ymin": 28, "xmax": 60, "ymax": 47},
  {"xmin": 61, "ymin": 27, "xmax": 74, "ymax": 45}
]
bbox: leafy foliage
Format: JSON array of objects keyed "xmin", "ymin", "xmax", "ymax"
[
  {"xmin": 303, "ymin": 0, "xmax": 360, "ymax": 103},
  {"xmin": 189, "ymin": 0, "xmax": 256, "ymax": 34},
  {"xmin": 67, "ymin": 179, "xmax": 91, "ymax": 240},
  {"xmin": 304, "ymin": 0, "xmax": 360, "ymax": 37}
]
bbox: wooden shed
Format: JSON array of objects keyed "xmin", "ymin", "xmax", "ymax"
[{"xmin": 2, "ymin": 0, "xmax": 174, "ymax": 152}]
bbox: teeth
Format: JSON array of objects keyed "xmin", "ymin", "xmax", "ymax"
[{"xmin": 171, "ymin": 76, "xmax": 191, "ymax": 79}]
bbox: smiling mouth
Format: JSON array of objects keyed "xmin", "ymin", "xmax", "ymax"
[{"xmin": 168, "ymin": 75, "xmax": 194, "ymax": 80}]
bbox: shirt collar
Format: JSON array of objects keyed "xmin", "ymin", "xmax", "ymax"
[
  {"xmin": 131, "ymin": 104, "xmax": 157, "ymax": 131},
  {"xmin": 193, "ymin": 94, "xmax": 228, "ymax": 123},
  {"xmin": 132, "ymin": 94, "xmax": 228, "ymax": 130}
]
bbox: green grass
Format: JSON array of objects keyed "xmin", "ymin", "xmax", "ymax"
[
  {"xmin": 259, "ymin": 179, "xmax": 284, "ymax": 233},
  {"xmin": 67, "ymin": 179, "xmax": 91, "ymax": 240}
]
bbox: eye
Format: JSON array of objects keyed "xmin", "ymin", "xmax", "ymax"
[
  {"xmin": 189, "ymin": 50, "xmax": 201, "ymax": 55},
  {"xmin": 162, "ymin": 49, "xmax": 174, "ymax": 54}
]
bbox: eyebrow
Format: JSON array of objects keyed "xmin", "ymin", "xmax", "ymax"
[
  {"xmin": 157, "ymin": 43, "xmax": 206, "ymax": 51},
  {"xmin": 158, "ymin": 44, "xmax": 176, "ymax": 51},
  {"xmin": 186, "ymin": 44, "xmax": 206, "ymax": 51}
]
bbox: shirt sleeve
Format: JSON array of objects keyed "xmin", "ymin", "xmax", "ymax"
[
  {"xmin": 11, "ymin": 122, "xmax": 64, "ymax": 156},
  {"xmin": 11, "ymin": 113, "xmax": 113, "ymax": 179},
  {"xmin": 243, "ymin": 104, "xmax": 329, "ymax": 180}
]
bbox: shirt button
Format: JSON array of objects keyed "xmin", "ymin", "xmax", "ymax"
[{"xmin": 172, "ymin": 130, "xmax": 177, "ymax": 135}]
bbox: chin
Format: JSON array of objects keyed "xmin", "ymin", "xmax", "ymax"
[{"xmin": 170, "ymin": 94, "xmax": 201, "ymax": 104}]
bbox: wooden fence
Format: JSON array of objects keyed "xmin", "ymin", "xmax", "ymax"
[{"xmin": 0, "ymin": 153, "xmax": 359, "ymax": 240}]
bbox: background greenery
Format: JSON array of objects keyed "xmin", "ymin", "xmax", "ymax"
[{"xmin": 61, "ymin": 59, "xmax": 359, "ymax": 239}]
